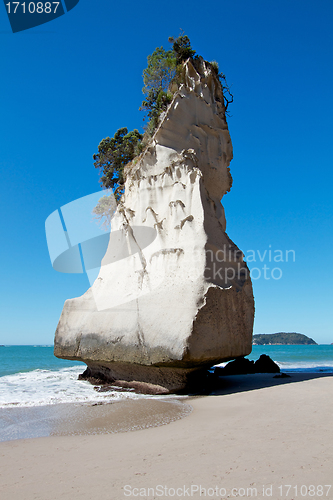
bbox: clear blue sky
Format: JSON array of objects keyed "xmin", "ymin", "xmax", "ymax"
[{"xmin": 0, "ymin": 0, "xmax": 332, "ymax": 345}]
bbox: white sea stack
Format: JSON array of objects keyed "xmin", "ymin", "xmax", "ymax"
[{"xmin": 54, "ymin": 58, "xmax": 255, "ymax": 392}]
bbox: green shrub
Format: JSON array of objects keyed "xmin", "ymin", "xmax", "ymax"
[{"xmin": 93, "ymin": 127, "xmax": 143, "ymax": 201}]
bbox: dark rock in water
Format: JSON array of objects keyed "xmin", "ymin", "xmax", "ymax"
[
  {"xmin": 273, "ymin": 373, "xmax": 290, "ymax": 378},
  {"xmin": 214, "ymin": 354, "xmax": 280, "ymax": 375},
  {"xmin": 78, "ymin": 367, "xmax": 110, "ymax": 385},
  {"xmin": 215, "ymin": 357, "xmax": 255, "ymax": 375},
  {"xmin": 253, "ymin": 354, "xmax": 280, "ymax": 373}
]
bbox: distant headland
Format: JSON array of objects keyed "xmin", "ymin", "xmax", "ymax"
[{"xmin": 253, "ymin": 332, "xmax": 317, "ymax": 345}]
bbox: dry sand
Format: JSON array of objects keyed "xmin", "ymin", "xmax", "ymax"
[{"xmin": 0, "ymin": 373, "xmax": 332, "ymax": 500}]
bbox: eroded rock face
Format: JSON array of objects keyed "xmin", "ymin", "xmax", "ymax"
[{"xmin": 54, "ymin": 58, "xmax": 255, "ymax": 392}]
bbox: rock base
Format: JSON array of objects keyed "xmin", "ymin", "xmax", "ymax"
[{"xmin": 78, "ymin": 362, "xmax": 215, "ymax": 394}]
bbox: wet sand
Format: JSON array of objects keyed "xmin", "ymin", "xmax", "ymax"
[
  {"xmin": 0, "ymin": 398, "xmax": 192, "ymax": 442},
  {"xmin": 0, "ymin": 373, "xmax": 332, "ymax": 499}
]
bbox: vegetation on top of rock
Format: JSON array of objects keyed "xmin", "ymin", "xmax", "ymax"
[
  {"xmin": 93, "ymin": 34, "xmax": 233, "ymax": 211},
  {"xmin": 93, "ymin": 127, "xmax": 143, "ymax": 202},
  {"xmin": 140, "ymin": 35, "xmax": 196, "ymax": 137},
  {"xmin": 253, "ymin": 333, "xmax": 317, "ymax": 345},
  {"xmin": 139, "ymin": 45, "xmax": 175, "ymax": 136},
  {"xmin": 169, "ymin": 34, "xmax": 196, "ymax": 64}
]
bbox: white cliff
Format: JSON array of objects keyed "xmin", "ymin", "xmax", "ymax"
[{"xmin": 54, "ymin": 58, "xmax": 255, "ymax": 392}]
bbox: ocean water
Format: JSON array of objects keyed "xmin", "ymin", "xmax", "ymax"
[
  {"xmin": 0, "ymin": 344, "xmax": 332, "ymax": 409},
  {"xmin": 0, "ymin": 346, "xmax": 161, "ymax": 409},
  {"xmin": 250, "ymin": 344, "xmax": 333, "ymax": 373}
]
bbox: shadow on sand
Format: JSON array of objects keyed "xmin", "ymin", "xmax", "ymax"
[{"xmin": 195, "ymin": 371, "xmax": 333, "ymax": 397}]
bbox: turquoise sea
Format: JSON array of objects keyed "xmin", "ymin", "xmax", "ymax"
[
  {"xmin": 0, "ymin": 345, "xmax": 332, "ymax": 409},
  {"xmin": 244, "ymin": 344, "xmax": 333, "ymax": 373}
]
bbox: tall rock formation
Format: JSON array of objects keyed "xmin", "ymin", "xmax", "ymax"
[{"xmin": 54, "ymin": 58, "xmax": 255, "ymax": 392}]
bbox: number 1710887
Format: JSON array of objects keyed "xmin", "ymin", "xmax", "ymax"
[
  {"xmin": 278, "ymin": 485, "xmax": 331, "ymax": 497},
  {"xmin": 5, "ymin": 2, "xmax": 60, "ymax": 14}
]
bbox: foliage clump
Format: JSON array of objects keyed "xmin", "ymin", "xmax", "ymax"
[
  {"xmin": 140, "ymin": 35, "xmax": 197, "ymax": 136},
  {"xmin": 93, "ymin": 127, "xmax": 142, "ymax": 201},
  {"xmin": 139, "ymin": 34, "xmax": 233, "ymax": 135},
  {"xmin": 169, "ymin": 34, "xmax": 196, "ymax": 64}
]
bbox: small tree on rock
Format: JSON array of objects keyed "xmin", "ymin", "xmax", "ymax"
[
  {"xmin": 140, "ymin": 35, "xmax": 197, "ymax": 135},
  {"xmin": 169, "ymin": 34, "xmax": 196, "ymax": 64},
  {"xmin": 93, "ymin": 127, "xmax": 142, "ymax": 201},
  {"xmin": 140, "ymin": 47, "xmax": 176, "ymax": 135}
]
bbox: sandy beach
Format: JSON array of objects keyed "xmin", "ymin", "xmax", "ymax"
[{"xmin": 0, "ymin": 373, "xmax": 332, "ymax": 500}]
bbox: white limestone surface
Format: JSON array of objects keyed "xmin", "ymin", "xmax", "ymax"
[{"xmin": 54, "ymin": 59, "xmax": 255, "ymax": 391}]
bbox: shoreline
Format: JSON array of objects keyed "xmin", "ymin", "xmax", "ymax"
[
  {"xmin": 0, "ymin": 372, "xmax": 332, "ymax": 442},
  {"xmin": 0, "ymin": 373, "xmax": 332, "ymax": 499},
  {"xmin": 0, "ymin": 397, "xmax": 192, "ymax": 443}
]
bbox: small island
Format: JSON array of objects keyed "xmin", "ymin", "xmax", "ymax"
[{"xmin": 253, "ymin": 332, "xmax": 317, "ymax": 345}]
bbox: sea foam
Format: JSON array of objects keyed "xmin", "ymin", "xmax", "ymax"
[{"xmin": 0, "ymin": 366, "xmax": 154, "ymax": 408}]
